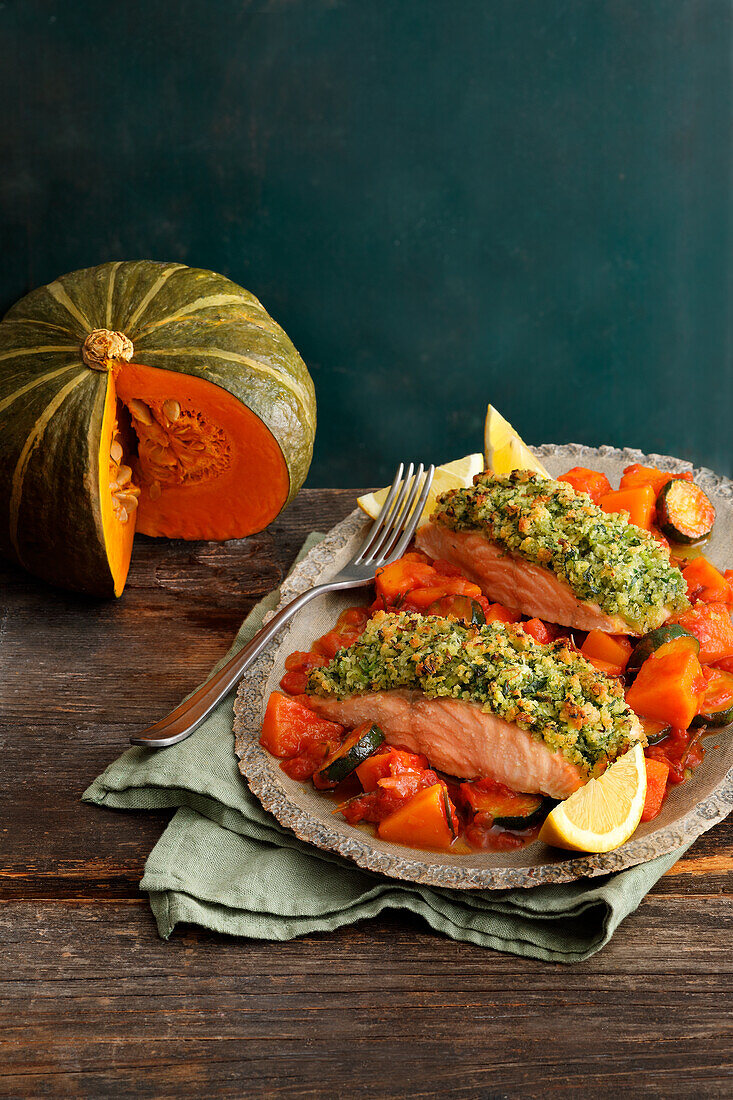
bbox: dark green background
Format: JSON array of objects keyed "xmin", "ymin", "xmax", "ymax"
[{"xmin": 1, "ymin": 1, "xmax": 730, "ymax": 486}]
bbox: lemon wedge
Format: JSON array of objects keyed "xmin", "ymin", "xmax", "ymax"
[
  {"xmin": 357, "ymin": 453, "xmax": 483, "ymax": 528},
  {"xmin": 484, "ymin": 404, "xmax": 550, "ymax": 478},
  {"xmin": 538, "ymin": 743, "xmax": 647, "ymax": 853}
]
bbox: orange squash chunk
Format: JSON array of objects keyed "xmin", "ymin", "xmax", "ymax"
[
  {"xmin": 377, "ymin": 783, "xmax": 456, "ymax": 851},
  {"xmin": 599, "ymin": 486, "xmax": 656, "ymax": 530},
  {"xmin": 581, "ymin": 630, "xmax": 633, "ymax": 669},
  {"xmin": 626, "ymin": 644, "xmax": 705, "ymax": 730}
]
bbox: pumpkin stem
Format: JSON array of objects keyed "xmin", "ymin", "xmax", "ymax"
[{"xmin": 82, "ymin": 329, "xmax": 134, "ymax": 372}]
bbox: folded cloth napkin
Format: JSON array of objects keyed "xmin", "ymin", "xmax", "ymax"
[{"xmin": 83, "ymin": 533, "xmax": 689, "ymax": 963}]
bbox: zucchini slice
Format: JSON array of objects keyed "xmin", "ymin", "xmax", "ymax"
[
  {"xmin": 640, "ymin": 717, "xmax": 672, "ymax": 745},
  {"xmin": 426, "ymin": 595, "xmax": 486, "ymax": 627},
  {"xmin": 462, "ymin": 784, "xmax": 547, "ymax": 829},
  {"xmin": 627, "ymin": 625, "xmax": 700, "ymax": 681},
  {"xmin": 657, "ymin": 479, "xmax": 715, "ymax": 544},
  {"xmin": 314, "ymin": 723, "xmax": 385, "ymax": 787},
  {"xmin": 691, "ymin": 668, "xmax": 733, "ymax": 728}
]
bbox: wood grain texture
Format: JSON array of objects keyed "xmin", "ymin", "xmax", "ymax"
[{"xmin": 1, "ymin": 488, "xmax": 731, "ymax": 1098}]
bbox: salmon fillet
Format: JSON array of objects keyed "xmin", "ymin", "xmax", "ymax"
[
  {"xmin": 308, "ymin": 689, "xmax": 585, "ymax": 798},
  {"xmin": 416, "ymin": 522, "xmax": 634, "ymax": 633},
  {"xmin": 420, "ymin": 470, "xmax": 689, "ymax": 634}
]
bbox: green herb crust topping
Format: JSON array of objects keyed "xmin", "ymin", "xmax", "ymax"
[
  {"xmin": 307, "ymin": 611, "xmax": 644, "ymax": 775},
  {"xmin": 431, "ymin": 470, "xmax": 689, "ymax": 632}
]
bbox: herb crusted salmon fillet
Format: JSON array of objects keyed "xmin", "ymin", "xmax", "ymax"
[
  {"xmin": 306, "ymin": 611, "xmax": 644, "ymax": 799},
  {"xmin": 416, "ymin": 470, "xmax": 689, "ymax": 635}
]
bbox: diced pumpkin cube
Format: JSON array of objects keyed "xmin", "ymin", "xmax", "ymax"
[
  {"xmin": 377, "ymin": 782, "xmax": 456, "ymax": 851},
  {"xmin": 599, "ymin": 486, "xmax": 656, "ymax": 530},
  {"xmin": 682, "ymin": 556, "xmax": 732, "ymax": 604},
  {"xmin": 626, "ymin": 647, "xmax": 705, "ymax": 730},
  {"xmin": 485, "ymin": 603, "xmax": 522, "ymax": 624},
  {"xmin": 581, "ymin": 630, "xmax": 633, "ymax": 669}
]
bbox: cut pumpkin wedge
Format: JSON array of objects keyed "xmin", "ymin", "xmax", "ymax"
[{"xmin": 538, "ymin": 743, "xmax": 647, "ymax": 853}]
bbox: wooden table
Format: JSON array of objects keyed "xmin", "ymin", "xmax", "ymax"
[{"xmin": 2, "ymin": 489, "xmax": 731, "ymax": 1098}]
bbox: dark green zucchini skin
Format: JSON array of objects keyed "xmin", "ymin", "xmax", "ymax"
[
  {"xmin": 657, "ymin": 479, "xmax": 715, "ymax": 544},
  {"xmin": 494, "ymin": 798, "xmax": 549, "ymax": 830},
  {"xmin": 640, "ymin": 718, "xmax": 673, "ymax": 745},
  {"xmin": 627, "ymin": 625, "xmax": 699, "ymax": 681},
  {"xmin": 691, "ymin": 706, "xmax": 733, "ymax": 729},
  {"xmin": 316, "ymin": 724, "xmax": 385, "ymax": 785}
]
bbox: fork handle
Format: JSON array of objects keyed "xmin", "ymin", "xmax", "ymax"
[{"xmin": 130, "ymin": 577, "xmax": 364, "ymax": 748}]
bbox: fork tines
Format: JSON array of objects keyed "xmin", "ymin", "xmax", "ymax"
[{"xmin": 356, "ymin": 463, "xmax": 435, "ymax": 566}]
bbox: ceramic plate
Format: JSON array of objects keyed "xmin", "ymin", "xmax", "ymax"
[{"xmin": 234, "ymin": 444, "xmax": 733, "ymax": 889}]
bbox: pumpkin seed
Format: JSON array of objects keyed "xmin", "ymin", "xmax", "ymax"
[
  {"xmin": 115, "ymin": 491, "xmax": 139, "ymax": 511},
  {"xmin": 116, "ymin": 464, "xmax": 133, "ymax": 487},
  {"xmin": 162, "ymin": 399, "xmax": 181, "ymax": 422},
  {"xmin": 110, "ymin": 439, "xmax": 123, "ymax": 464},
  {"xmin": 116, "ymin": 506, "xmax": 129, "ymax": 523},
  {"xmin": 149, "ymin": 480, "xmax": 162, "ymax": 501},
  {"xmin": 129, "ymin": 398, "xmax": 153, "ymax": 425}
]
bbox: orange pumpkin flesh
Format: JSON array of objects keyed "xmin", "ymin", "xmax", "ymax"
[
  {"xmin": 99, "ymin": 375, "xmax": 136, "ymax": 597},
  {"xmin": 115, "ymin": 363, "xmax": 289, "ymax": 539},
  {"xmin": 99, "ymin": 361, "xmax": 291, "ymax": 595}
]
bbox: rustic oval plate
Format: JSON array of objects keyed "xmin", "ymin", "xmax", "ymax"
[{"xmin": 234, "ymin": 444, "xmax": 733, "ymax": 889}]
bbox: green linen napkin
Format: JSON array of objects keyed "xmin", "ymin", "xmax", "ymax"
[{"xmin": 83, "ymin": 533, "xmax": 689, "ymax": 963}]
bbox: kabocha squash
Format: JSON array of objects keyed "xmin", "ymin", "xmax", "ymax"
[{"xmin": 0, "ymin": 261, "xmax": 316, "ymax": 596}]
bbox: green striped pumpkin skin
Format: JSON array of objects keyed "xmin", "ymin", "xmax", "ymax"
[{"xmin": 0, "ymin": 261, "xmax": 316, "ymax": 596}]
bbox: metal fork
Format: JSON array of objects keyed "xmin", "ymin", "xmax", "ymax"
[{"xmin": 130, "ymin": 462, "xmax": 435, "ymax": 747}]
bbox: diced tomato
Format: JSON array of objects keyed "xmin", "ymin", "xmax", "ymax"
[
  {"xmin": 599, "ymin": 486, "xmax": 656, "ymax": 531},
  {"xmin": 314, "ymin": 629, "xmax": 348, "ymax": 659},
  {"xmin": 620, "ymin": 463, "xmax": 693, "ymax": 497},
  {"xmin": 337, "ymin": 606, "xmax": 371, "ymax": 630},
  {"xmin": 626, "ymin": 643, "xmax": 706, "ymax": 730},
  {"xmin": 341, "ymin": 747, "xmax": 438, "ymax": 824},
  {"xmin": 485, "ymin": 602, "xmax": 522, "ymax": 624},
  {"xmin": 375, "ymin": 557, "xmax": 439, "ymax": 605},
  {"xmin": 712, "ymin": 654, "xmax": 733, "ymax": 674},
  {"xmin": 284, "ymin": 650, "xmax": 328, "ymax": 672},
  {"xmin": 279, "ymin": 669, "xmax": 310, "ymax": 695},
  {"xmin": 646, "ymin": 727, "xmax": 705, "ymax": 785},
  {"xmin": 377, "ymin": 782, "xmax": 458, "ymax": 851},
  {"xmin": 640, "ymin": 758, "xmax": 670, "ymax": 822},
  {"xmin": 682, "ymin": 557, "xmax": 732, "ymax": 604},
  {"xmin": 557, "ymin": 466, "xmax": 612, "ymax": 504},
  {"xmin": 676, "ymin": 601, "xmax": 733, "ymax": 663},
  {"xmin": 259, "ymin": 692, "xmax": 344, "ymax": 758},
  {"xmin": 406, "ymin": 576, "xmax": 483, "ymax": 610},
  {"xmin": 280, "ymin": 740, "xmax": 336, "ymax": 780},
  {"xmin": 522, "ymin": 618, "xmax": 556, "ymax": 644},
  {"xmin": 580, "ymin": 630, "xmax": 633, "ymax": 670}
]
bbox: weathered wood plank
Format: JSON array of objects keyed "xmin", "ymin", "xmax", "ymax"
[{"xmin": 0, "ymin": 904, "xmax": 731, "ymax": 1098}]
